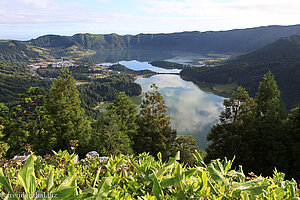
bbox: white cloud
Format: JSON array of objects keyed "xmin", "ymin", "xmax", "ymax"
[
  {"xmin": 19, "ymin": 0, "xmax": 53, "ymax": 9},
  {"xmin": 0, "ymin": 0, "xmax": 300, "ymax": 39},
  {"xmin": 137, "ymin": 0, "xmax": 300, "ymax": 31},
  {"xmin": 0, "ymin": 0, "xmax": 142, "ymax": 24},
  {"xmin": 98, "ymin": 0, "xmax": 111, "ymax": 3}
]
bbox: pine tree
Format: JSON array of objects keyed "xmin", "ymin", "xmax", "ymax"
[
  {"xmin": 46, "ymin": 68, "xmax": 91, "ymax": 156},
  {"xmin": 255, "ymin": 71, "xmax": 283, "ymax": 117},
  {"xmin": 251, "ymin": 72, "xmax": 287, "ymax": 175},
  {"xmin": 283, "ymin": 106, "xmax": 300, "ymax": 180},
  {"xmin": 206, "ymin": 72, "xmax": 288, "ymax": 176},
  {"xmin": 17, "ymin": 87, "xmax": 55, "ymax": 155},
  {"xmin": 134, "ymin": 84, "xmax": 177, "ymax": 160},
  {"xmin": 206, "ymin": 86, "xmax": 255, "ymax": 163},
  {"xmin": 107, "ymin": 92, "xmax": 138, "ymax": 143},
  {"xmin": 91, "ymin": 111, "xmax": 132, "ymax": 156}
]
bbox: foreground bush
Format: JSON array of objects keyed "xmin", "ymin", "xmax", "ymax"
[{"xmin": 0, "ymin": 150, "xmax": 298, "ymax": 199}]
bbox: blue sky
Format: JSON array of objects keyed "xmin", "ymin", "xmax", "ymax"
[{"xmin": 0, "ymin": 0, "xmax": 300, "ymax": 40}]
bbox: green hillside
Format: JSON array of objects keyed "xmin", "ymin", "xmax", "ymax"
[
  {"xmin": 0, "ymin": 60, "xmax": 52, "ymax": 105},
  {"xmin": 180, "ymin": 35, "xmax": 300, "ymax": 109},
  {"xmin": 29, "ymin": 24, "xmax": 300, "ymax": 54},
  {"xmin": 0, "ymin": 40, "xmax": 49, "ymax": 62}
]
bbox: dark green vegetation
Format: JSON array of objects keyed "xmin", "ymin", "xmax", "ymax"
[
  {"xmin": 0, "ymin": 152, "xmax": 298, "ymax": 199},
  {"xmin": 78, "ymin": 74, "xmax": 142, "ymax": 118},
  {"xmin": 181, "ymin": 35, "xmax": 300, "ymax": 109},
  {"xmin": 0, "ymin": 58, "xmax": 143, "ymax": 118},
  {"xmin": 0, "ymin": 60, "xmax": 51, "ymax": 106},
  {"xmin": 150, "ymin": 61, "xmax": 187, "ymax": 69},
  {"xmin": 133, "ymin": 84, "xmax": 177, "ymax": 160},
  {"xmin": 0, "ymin": 69, "xmax": 197, "ymax": 165},
  {"xmin": 108, "ymin": 63, "xmax": 156, "ymax": 76},
  {"xmin": 206, "ymin": 72, "xmax": 300, "ymax": 180},
  {"xmin": 29, "ymin": 24, "xmax": 300, "ymax": 54}
]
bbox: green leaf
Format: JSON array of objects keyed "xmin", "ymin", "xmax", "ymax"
[
  {"xmin": 231, "ymin": 176, "xmax": 263, "ymax": 191},
  {"xmin": 96, "ymin": 176, "xmax": 113, "ymax": 198},
  {"xmin": 93, "ymin": 167, "xmax": 102, "ymax": 188},
  {"xmin": 17, "ymin": 154, "xmax": 37, "ymax": 195},
  {"xmin": 207, "ymin": 161, "xmax": 229, "ymax": 187},
  {"xmin": 174, "ymin": 151, "xmax": 180, "ymax": 161},
  {"xmin": 193, "ymin": 150, "xmax": 206, "ymax": 168},
  {"xmin": 151, "ymin": 172, "xmax": 164, "ymax": 200},
  {"xmin": 0, "ymin": 168, "xmax": 17, "ymax": 200},
  {"xmin": 51, "ymin": 174, "xmax": 77, "ymax": 199},
  {"xmin": 46, "ymin": 170, "xmax": 54, "ymax": 192},
  {"xmin": 161, "ymin": 177, "xmax": 175, "ymax": 188},
  {"xmin": 51, "ymin": 186, "xmax": 78, "ymax": 199}
]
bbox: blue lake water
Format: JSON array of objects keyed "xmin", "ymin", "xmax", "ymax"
[{"xmin": 102, "ymin": 60, "xmax": 224, "ymax": 149}]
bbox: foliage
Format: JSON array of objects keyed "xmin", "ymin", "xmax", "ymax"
[
  {"xmin": 3, "ymin": 87, "xmax": 55, "ymax": 157},
  {"xmin": 45, "ymin": 68, "xmax": 91, "ymax": 157},
  {"xmin": 172, "ymin": 135, "xmax": 198, "ymax": 166},
  {"xmin": 134, "ymin": 84, "xmax": 177, "ymax": 160},
  {"xmin": 90, "ymin": 111, "xmax": 133, "ymax": 156},
  {"xmin": 0, "ymin": 60, "xmax": 51, "ymax": 106},
  {"xmin": 0, "ymin": 103, "xmax": 9, "ymax": 158},
  {"xmin": 78, "ymin": 74, "xmax": 142, "ymax": 119},
  {"xmin": 0, "ymin": 151, "xmax": 298, "ymax": 199},
  {"xmin": 107, "ymin": 92, "xmax": 138, "ymax": 142},
  {"xmin": 206, "ymin": 72, "xmax": 300, "ymax": 180}
]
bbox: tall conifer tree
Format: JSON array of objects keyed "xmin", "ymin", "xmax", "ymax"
[
  {"xmin": 46, "ymin": 68, "xmax": 91, "ymax": 156},
  {"xmin": 134, "ymin": 84, "xmax": 177, "ymax": 160}
]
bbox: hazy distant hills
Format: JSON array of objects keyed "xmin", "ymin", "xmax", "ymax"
[
  {"xmin": 180, "ymin": 35, "xmax": 300, "ymax": 109},
  {"xmin": 1, "ymin": 24, "xmax": 300, "ymax": 63},
  {"xmin": 29, "ymin": 24, "xmax": 300, "ymax": 54}
]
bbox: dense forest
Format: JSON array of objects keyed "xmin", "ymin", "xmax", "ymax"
[
  {"xmin": 78, "ymin": 74, "xmax": 142, "ymax": 118},
  {"xmin": 0, "ymin": 60, "xmax": 52, "ymax": 106},
  {"xmin": 180, "ymin": 35, "xmax": 300, "ymax": 109}
]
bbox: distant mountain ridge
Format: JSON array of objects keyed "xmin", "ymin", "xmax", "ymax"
[
  {"xmin": 1, "ymin": 24, "xmax": 300, "ymax": 62},
  {"xmin": 29, "ymin": 24, "xmax": 300, "ymax": 54},
  {"xmin": 180, "ymin": 35, "xmax": 300, "ymax": 109}
]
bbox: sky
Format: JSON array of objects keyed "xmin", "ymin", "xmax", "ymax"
[{"xmin": 0, "ymin": 0, "xmax": 300, "ymax": 40}]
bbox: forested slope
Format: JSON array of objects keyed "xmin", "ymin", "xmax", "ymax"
[
  {"xmin": 0, "ymin": 60, "xmax": 51, "ymax": 106},
  {"xmin": 180, "ymin": 35, "xmax": 300, "ymax": 109}
]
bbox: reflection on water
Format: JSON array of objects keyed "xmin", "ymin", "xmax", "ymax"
[
  {"xmin": 85, "ymin": 49, "xmax": 175, "ymax": 63},
  {"xmin": 136, "ymin": 75, "xmax": 224, "ymax": 149},
  {"xmin": 85, "ymin": 49, "xmax": 214, "ymax": 64}
]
